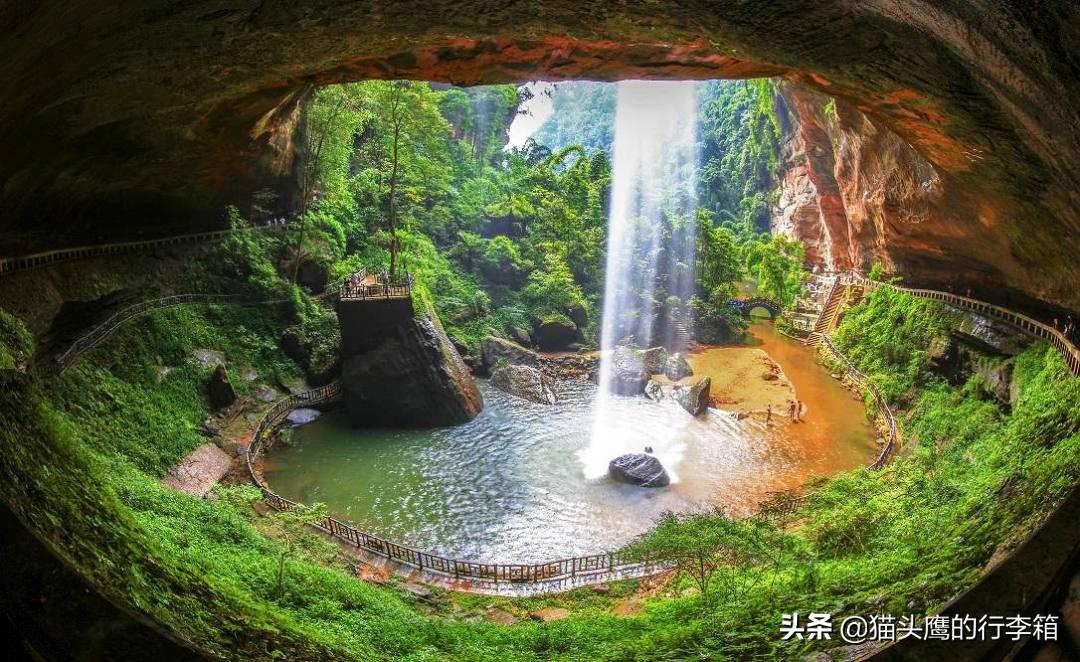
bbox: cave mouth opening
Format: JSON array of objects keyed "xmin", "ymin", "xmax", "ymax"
[{"xmin": 253, "ymin": 75, "xmax": 883, "ymax": 565}]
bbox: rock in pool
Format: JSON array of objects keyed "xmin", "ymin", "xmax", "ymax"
[
  {"xmin": 490, "ymin": 364, "xmax": 558, "ymax": 405},
  {"xmin": 664, "ymin": 353, "xmax": 693, "ymax": 380},
  {"xmin": 640, "ymin": 346, "xmax": 668, "ymax": 375},
  {"xmin": 286, "ymin": 408, "xmax": 321, "ymax": 427},
  {"xmin": 672, "ymin": 376, "xmax": 710, "ymax": 416},
  {"xmin": 609, "ymin": 345, "xmax": 648, "ymax": 395},
  {"xmin": 608, "ymin": 453, "xmax": 670, "ymax": 488}
]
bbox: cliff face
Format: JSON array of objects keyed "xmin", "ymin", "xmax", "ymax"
[
  {"xmin": 772, "ymin": 83, "xmax": 1071, "ymax": 313},
  {"xmin": 339, "ymin": 300, "xmax": 483, "ymax": 427}
]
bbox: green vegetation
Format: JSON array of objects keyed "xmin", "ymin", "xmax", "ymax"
[
  {"xmin": 0, "ymin": 307, "xmax": 33, "ymax": 370},
  {"xmin": 3, "ymin": 233, "xmax": 1076, "ymax": 659}
]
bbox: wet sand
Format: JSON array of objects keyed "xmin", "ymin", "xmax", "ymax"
[
  {"xmin": 688, "ymin": 346, "xmax": 796, "ymax": 415},
  {"xmin": 688, "ymin": 321, "xmax": 880, "ymax": 487}
]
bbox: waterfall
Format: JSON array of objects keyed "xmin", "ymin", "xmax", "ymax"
[{"xmin": 582, "ymin": 80, "xmax": 699, "ymax": 481}]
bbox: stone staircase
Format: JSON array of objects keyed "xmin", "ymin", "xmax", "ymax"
[
  {"xmin": 805, "ymin": 279, "xmax": 849, "ymax": 346},
  {"xmin": 668, "ymin": 309, "xmax": 692, "ymax": 351}
]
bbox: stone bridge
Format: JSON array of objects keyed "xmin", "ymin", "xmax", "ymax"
[{"xmin": 728, "ymin": 296, "xmax": 782, "ymax": 319}]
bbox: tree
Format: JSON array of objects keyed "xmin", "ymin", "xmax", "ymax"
[
  {"xmin": 268, "ymin": 503, "xmax": 329, "ymax": 599},
  {"xmin": 364, "ymin": 81, "xmax": 453, "ymax": 277},
  {"xmin": 623, "ymin": 509, "xmax": 784, "ymax": 609},
  {"xmin": 292, "ymin": 85, "xmax": 368, "ymax": 282}
]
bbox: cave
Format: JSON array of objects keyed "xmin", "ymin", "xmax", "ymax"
[{"xmin": 1, "ymin": 3, "xmax": 1079, "ymax": 660}]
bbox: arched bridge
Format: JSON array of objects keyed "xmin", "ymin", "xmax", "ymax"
[{"xmin": 728, "ymin": 296, "xmax": 782, "ymax": 319}]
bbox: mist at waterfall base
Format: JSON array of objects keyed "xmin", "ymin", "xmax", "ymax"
[{"xmin": 581, "ymin": 80, "xmax": 700, "ymax": 482}]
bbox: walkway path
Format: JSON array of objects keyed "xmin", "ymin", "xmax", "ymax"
[{"xmin": 0, "ymin": 220, "xmax": 294, "ymax": 277}]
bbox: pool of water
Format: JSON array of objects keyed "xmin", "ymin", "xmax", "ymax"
[{"xmin": 263, "ymin": 324, "xmax": 877, "ymax": 563}]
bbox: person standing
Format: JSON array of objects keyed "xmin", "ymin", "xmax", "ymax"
[{"xmin": 766, "ymin": 404, "xmax": 772, "ymax": 423}]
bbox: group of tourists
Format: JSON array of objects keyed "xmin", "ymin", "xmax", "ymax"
[
  {"xmin": 1054, "ymin": 316, "xmax": 1077, "ymax": 344},
  {"xmin": 765, "ymin": 400, "xmax": 804, "ymax": 424},
  {"xmin": 263, "ymin": 217, "xmax": 289, "ymax": 226}
]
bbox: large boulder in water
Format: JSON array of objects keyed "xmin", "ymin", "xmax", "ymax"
[
  {"xmin": 609, "ymin": 345, "xmax": 648, "ymax": 395},
  {"xmin": 534, "ymin": 318, "xmax": 578, "ymax": 351},
  {"xmin": 672, "ymin": 376, "xmax": 711, "ymax": 416},
  {"xmin": 490, "ymin": 364, "xmax": 558, "ymax": 405},
  {"xmin": 341, "ymin": 303, "xmax": 483, "ymax": 427},
  {"xmin": 644, "ymin": 377, "xmax": 665, "ymax": 401},
  {"xmin": 664, "ymin": 353, "xmax": 693, "ymax": 380},
  {"xmin": 608, "ymin": 453, "xmax": 670, "ymax": 488},
  {"xmin": 480, "ymin": 336, "xmax": 539, "ymax": 375},
  {"xmin": 640, "ymin": 346, "xmax": 668, "ymax": 375},
  {"xmin": 286, "ymin": 408, "xmax": 321, "ymax": 427}
]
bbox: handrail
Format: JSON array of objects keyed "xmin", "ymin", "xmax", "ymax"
[
  {"xmin": 42, "ymin": 292, "xmax": 287, "ymax": 376},
  {"xmin": 340, "ymin": 268, "xmax": 412, "ymax": 301},
  {"xmin": 0, "ymin": 220, "xmax": 293, "ymax": 277},
  {"xmin": 852, "ymin": 277, "xmax": 1080, "ymax": 376},
  {"xmin": 247, "ymin": 337, "xmax": 903, "ymax": 585},
  {"xmin": 820, "ymin": 336, "xmax": 899, "ymax": 470}
]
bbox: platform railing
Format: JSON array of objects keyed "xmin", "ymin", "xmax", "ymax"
[{"xmin": 340, "ymin": 268, "xmax": 412, "ymax": 300}]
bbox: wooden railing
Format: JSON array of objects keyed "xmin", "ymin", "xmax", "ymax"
[
  {"xmin": 0, "ymin": 221, "xmax": 292, "ymax": 277},
  {"xmin": 244, "ymin": 383, "xmax": 668, "ymax": 585},
  {"xmin": 820, "ymin": 336, "xmax": 899, "ymax": 470},
  {"xmin": 340, "ymin": 268, "xmax": 412, "ymax": 301},
  {"xmin": 853, "ymin": 277, "xmax": 1080, "ymax": 376}
]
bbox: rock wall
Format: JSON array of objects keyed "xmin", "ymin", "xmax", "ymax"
[
  {"xmin": 772, "ymin": 83, "xmax": 1074, "ymax": 315},
  {"xmin": 340, "ymin": 301, "xmax": 483, "ymax": 427}
]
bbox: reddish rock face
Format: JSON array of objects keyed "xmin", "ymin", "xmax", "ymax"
[
  {"xmin": 0, "ymin": 1, "xmax": 1078, "ymax": 310},
  {"xmin": 773, "ymin": 83, "xmax": 1076, "ymax": 313}
]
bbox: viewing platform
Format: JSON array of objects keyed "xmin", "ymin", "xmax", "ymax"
[
  {"xmin": 337, "ymin": 268, "xmax": 414, "ymax": 356},
  {"xmin": 340, "ymin": 268, "xmax": 412, "ymax": 301}
]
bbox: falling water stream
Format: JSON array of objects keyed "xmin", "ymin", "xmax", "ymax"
[{"xmin": 583, "ymin": 80, "xmax": 700, "ymax": 481}]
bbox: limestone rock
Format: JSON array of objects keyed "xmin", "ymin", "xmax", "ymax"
[
  {"xmin": 529, "ymin": 607, "xmax": 571, "ymax": 622},
  {"xmin": 609, "ymin": 346, "xmax": 648, "ymax": 395},
  {"xmin": 644, "ymin": 378, "xmax": 665, "ymax": 401},
  {"xmin": 161, "ymin": 443, "xmax": 232, "ymax": 497},
  {"xmin": 672, "ymin": 376, "xmax": 710, "ymax": 416},
  {"xmin": 507, "ymin": 325, "xmax": 533, "ymax": 347},
  {"xmin": 490, "ymin": 364, "xmax": 558, "ymax": 405},
  {"xmin": 207, "ymin": 364, "xmax": 236, "ymax": 410},
  {"xmin": 608, "ymin": 453, "xmax": 670, "ymax": 488},
  {"xmin": 663, "ymin": 353, "xmax": 693, "ymax": 380},
  {"xmin": 480, "ymin": 336, "xmax": 539, "ymax": 374},
  {"xmin": 640, "ymin": 346, "xmax": 668, "ymax": 375},
  {"xmin": 192, "ymin": 349, "xmax": 225, "ymax": 369},
  {"xmin": 534, "ymin": 318, "xmax": 578, "ymax": 351}
]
